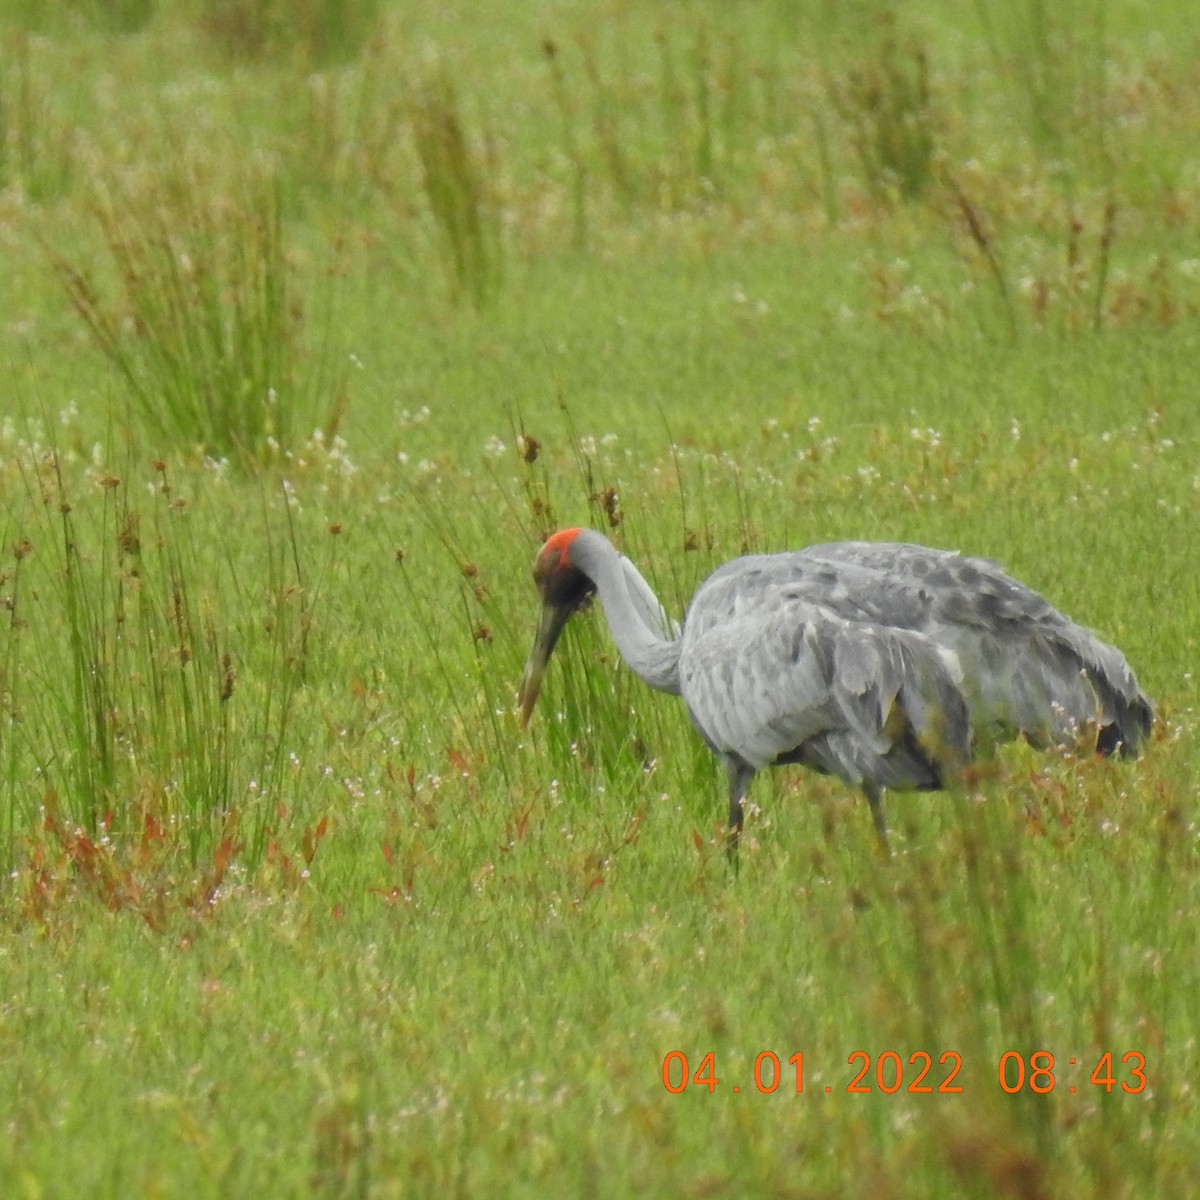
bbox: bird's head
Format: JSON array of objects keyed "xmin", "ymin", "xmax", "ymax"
[{"xmin": 518, "ymin": 528, "xmax": 596, "ymax": 726}]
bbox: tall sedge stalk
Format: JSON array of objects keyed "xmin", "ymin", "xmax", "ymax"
[
  {"xmin": 543, "ymin": 38, "xmax": 591, "ymax": 253},
  {"xmin": 1, "ymin": 533, "xmax": 32, "ymax": 877}
]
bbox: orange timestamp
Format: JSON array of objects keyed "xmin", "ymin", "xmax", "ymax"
[{"xmin": 662, "ymin": 1049, "xmax": 1147, "ymax": 1096}]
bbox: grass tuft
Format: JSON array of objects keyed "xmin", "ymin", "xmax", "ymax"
[
  {"xmin": 50, "ymin": 161, "xmax": 346, "ymax": 461},
  {"xmin": 828, "ymin": 14, "xmax": 938, "ymax": 203},
  {"xmin": 409, "ymin": 68, "xmax": 504, "ymax": 309},
  {"xmin": 0, "ymin": 31, "xmax": 77, "ymax": 199},
  {"xmin": 1, "ymin": 448, "xmax": 321, "ymax": 915},
  {"xmin": 198, "ymin": 0, "xmax": 379, "ymax": 67},
  {"xmin": 972, "ymin": 0, "xmax": 1113, "ymax": 183}
]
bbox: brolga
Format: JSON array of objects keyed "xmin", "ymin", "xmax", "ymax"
[{"xmin": 517, "ymin": 527, "xmax": 1152, "ymax": 856}]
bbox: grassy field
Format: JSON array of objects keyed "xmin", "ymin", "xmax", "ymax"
[{"xmin": 1, "ymin": 1, "xmax": 1198, "ymax": 1196}]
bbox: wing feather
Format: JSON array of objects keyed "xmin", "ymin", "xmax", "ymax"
[
  {"xmin": 689, "ymin": 542, "xmax": 1151, "ymax": 756},
  {"xmin": 679, "ymin": 575, "xmax": 970, "ymax": 790}
]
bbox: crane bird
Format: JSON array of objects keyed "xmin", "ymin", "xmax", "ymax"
[{"xmin": 517, "ymin": 527, "xmax": 1152, "ymax": 854}]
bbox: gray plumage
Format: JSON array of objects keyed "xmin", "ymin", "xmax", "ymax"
[{"xmin": 518, "ymin": 527, "xmax": 1152, "ymax": 854}]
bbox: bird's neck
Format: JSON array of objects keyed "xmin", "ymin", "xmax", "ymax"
[
  {"xmin": 605, "ymin": 615, "xmax": 682, "ymax": 695},
  {"xmin": 574, "ymin": 531, "xmax": 682, "ymax": 695}
]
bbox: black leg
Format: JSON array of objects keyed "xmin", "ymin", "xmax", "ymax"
[
  {"xmin": 864, "ymin": 783, "xmax": 891, "ymax": 856},
  {"xmin": 724, "ymin": 759, "xmax": 753, "ymax": 871}
]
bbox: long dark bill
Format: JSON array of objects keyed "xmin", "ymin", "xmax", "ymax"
[{"xmin": 517, "ymin": 602, "xmax": 574, "ymax": 727}]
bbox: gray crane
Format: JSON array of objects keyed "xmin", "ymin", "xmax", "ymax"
[{"xmin": 517, "ymin": 526, "xmax": 1152, "ymax": 853}]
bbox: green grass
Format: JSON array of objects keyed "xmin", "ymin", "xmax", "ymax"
[{"xmin": 0, "ymin": 1, "xmax": 1198, "ymax": 1196}]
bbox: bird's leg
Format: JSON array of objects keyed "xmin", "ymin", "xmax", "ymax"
[
  {"xmin": 724, "ymin": 758, "xmax": 754, "ymax": 870},
  {"xmin": 863, "ymin": 783, "xmax": 891, "ymax": 857}
]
